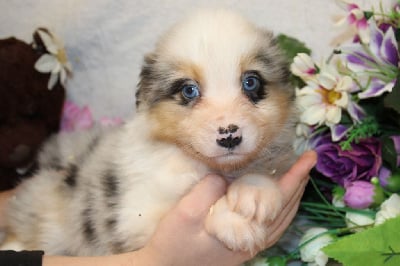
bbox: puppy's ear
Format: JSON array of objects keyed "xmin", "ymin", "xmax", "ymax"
[
  {"xmin": 256, "ymin": 30, "xmax": 292, "ymax": 91},
  {"xmin": 136, "ymin": 53, "xmax": 158, "ymax": 110},
  {"xmin": 136, "ymin": 53, "xmax": 181, "ymax": 111}
]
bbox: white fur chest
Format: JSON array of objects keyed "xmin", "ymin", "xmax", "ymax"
[{"xmin": 110, "ymin": 120, "xmax": 210, "ymax": 250}]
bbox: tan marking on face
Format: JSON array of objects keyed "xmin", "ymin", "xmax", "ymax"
[{"xmin": 175, "ymin": 60, "xmax": 205, "ymax": 86}]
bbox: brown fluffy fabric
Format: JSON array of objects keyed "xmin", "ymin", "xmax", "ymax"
[{"xmin": 0, "ymin": 35, "xmax": 65, "ymax": 190}]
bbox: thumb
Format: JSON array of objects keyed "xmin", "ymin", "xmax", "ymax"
[{"xmin": 176, "ymin": 175, "xmax": 227, "ymax": 220}]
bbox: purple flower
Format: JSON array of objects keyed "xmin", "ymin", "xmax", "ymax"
[
  {"xmin": 391, "ymin": 135, "xmax": 400, "ymax": 167},
  {"xmin": 358, "ymin": 78, "xmax": 396, "ymax": 99},
  {"xmin": 345, "ymin": 23, "xmax": 398, "ymax": 67},
  {"xmin": 341, "ymin": 20, "xmax": 399, "ymax": 99},
  {"xmin": 344, "ymin": 181, "xmax": 375, "ymax": 209},
  {"xmin": 315, "ymin": 135, "xmax": 382, "ymax": 185},
  {"xmin": 330, "ymin": 124, "xmax": 350, "ymax": 142},
  {"xmin": 378, "ymin": 166, "xmax": 392, "ymax": 187},
  {"xmin": 378, "ymin": 166, "xmax": 400, "ymax": 193}
]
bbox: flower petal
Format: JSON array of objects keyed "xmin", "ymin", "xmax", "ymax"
[
  {"xmin": 357, "ymin": 19, "xmax": 370, "ymax": 43},
  {"xmin": 375, "ymin": 194, "xmax": 400, "ymax": 225},
  {"xmin": 391, "ymin": 135, "xmax": 400, "ymax": 167},
  {"xmin": 369, "ymin": 20, "xmax": 384, "ymax": 58},
  {"xmin": 334, "ymin": 91, "xmax": 349, "ymax": 108},
  {"xmin": 358, "ymin": 78, "xmax": 395, "ymax": 98},
  {"xmin": 75, "ymin": 106, "xmax": 94, "ymax": 130},
  {"xmin": 391, "ymin": 135, "xmax": 400, "ymax": 153},
  {"xmin": 334, "ymin": 15, "xmax": 348, "ymax": 27},
  {"xmin": 291, "ymin": 53, "xmax": 317, "ymax": 78},
  {"xmin": 381, "ymin": 27, "xmax": 399, "ymax": 66},
  {"xmin": 301, "ymin": 105, "xmax": 326, "ymax": 125},
  {"xmin": 37, "ymin": 29, "xmax": 58, "ymax": 55},
  {"xmin": 343, "ymin": 45, "xmax": 376, "ymax": 70},
  {"xmin": 330, "ymin": 124, "xmax": 349, "ymax": 141},
  {"xmin": 60, "ymin": 68, "xmax": 67, "ymax": 87},
  {"xmin": 378, "ymin": 166, "xmax": 392, "ymax": 187},
  {"xmin": 298, "ymin": 94, "xmax": 322, "ymax": 110},
  {"xmin": 300, "ymin": 227, "xmax": 333, "ymax": 264},
  {"xmin": 297, "ymin": 86, "xmax": 320, "ymax": 96},
  {"xmin": 34, "ymin": 54, "xmax": 58, "ymax": 73},
  {"xmin": 318, "ymin": 72, "xmax": 337, "ymax": 89},
  {"xmin": 61, "ymin": 101, "xmax": 94, "ymax": 132},
  {"xmin": 347, "ymin": 100, "xmax": 366, "ymax": 122},
  {"xmin": 326, "ymin": 106, "xmax": 342, "ymax": 125},
  {"xmin": 336, "ymin": 76, "xmax": 353, "ymax": 92},
  {"xmin": 65, "ymin": 61, "xmax": 73, "ymax": 73},
  {"xmin": 52, "ymin": 62, "xmax": 62, "ymax": 75},
  {"xmin": 47, "ymin": 72, "xmax": 58, "ymax": 90}
]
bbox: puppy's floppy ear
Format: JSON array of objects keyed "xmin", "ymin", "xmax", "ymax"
[
  {"xmin": 136, "ymin": 53, "xmax": 181, "ymax": 111},
  {"xmin": 254, "ymin": 30, "xmax": 293, "ymax": 96},
  {"xmin": 136, "ymin": 53, "xmax": 158, "ymax": 110}
]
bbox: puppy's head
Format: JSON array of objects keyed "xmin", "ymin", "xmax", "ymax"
[{"xmin": 136, "ymin": 10, "xmax": 296, "ymax": 172}]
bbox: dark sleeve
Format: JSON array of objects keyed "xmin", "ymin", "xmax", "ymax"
[{"xmin": 0, "ymin": 250, "xmax": 44, "ymax": 266}]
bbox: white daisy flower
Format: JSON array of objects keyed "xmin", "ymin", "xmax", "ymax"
[
  {"xmin": 33, "ymin": 29, "xmax": 72, "ymax": 90},
  {"xmin": 291, "ymin": 53, "xmax": 318, "ymax": 81},
  {"xmin": 299, "ymin": 227, "xmax": 334, "ymax": 266},
  {"xmin": 296, "ymin": 63, "xmax": 353, "ymax": 127},
  {"xmin": 375, "ymin": 194, "xmax": 400, "ymax": 226}
]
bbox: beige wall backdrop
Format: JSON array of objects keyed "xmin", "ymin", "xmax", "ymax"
[{"xmin": 0, "ymin": 0, "xmax": 384, "ymax": 119}]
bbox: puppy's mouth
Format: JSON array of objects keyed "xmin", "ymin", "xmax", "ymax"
[
  {"xmin": 211, "ymin": 152, "xmax": 247, "ymax": 163},
  {"xmin": 206, "ymin": 151, "xmax": 255, "ymax": 173}
]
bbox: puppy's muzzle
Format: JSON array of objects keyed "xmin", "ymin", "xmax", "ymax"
[{"xmin": 216, "ymin": 124, "xmax": 242, "ymax": 149}]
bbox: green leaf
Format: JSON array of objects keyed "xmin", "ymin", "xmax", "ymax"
[
  {"xmin": 382, "ymin": 136, "xmax": 398, "ymax": 170},
  {"xmin": 323, "ymin": 216, "xmax": 400, "ymax": 266},
  {"xmin": 363, "ymin": 11, "xmax": 374, "ymax": 20},
  {"xmin": 276, "ymin": 34, "xmax": 311, "ymax": 89},
  {"xmin": 339, "ymin": 116, "xmax": 380, "ymax": 151},
  {"xmin": 276, "ymin": 34, "xmax": 311, "ymax": 61}
]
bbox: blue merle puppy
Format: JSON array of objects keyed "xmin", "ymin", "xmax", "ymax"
[{"xmin": 2, "ymin": 9, "xmax": 297, "ymax": 255}]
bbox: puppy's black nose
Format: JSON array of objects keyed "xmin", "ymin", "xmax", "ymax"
[{"xmin": 216, "ymin": 124, "xmax": 242, "ymax": 149}]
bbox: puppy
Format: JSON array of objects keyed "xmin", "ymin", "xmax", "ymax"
[{"xmin": 2, "ymin": 9, "xmax": 297, "ymax": 255}]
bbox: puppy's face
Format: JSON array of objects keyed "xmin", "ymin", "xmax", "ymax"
[{"xmin": 136, "ymin": 10, "xmax": 296, "ymax": 172}]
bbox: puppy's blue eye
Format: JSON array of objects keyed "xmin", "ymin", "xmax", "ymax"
[
  {"xmin": 181, "ymin": 84, "xmax": 200, "ymax": 100},
  {"xmin": 242, "ymin": 75, "xmax": 261, "ymax": 92},
  {"xmin": 242, "ymin": 72, "xmax": 266, "ymax": 103}
]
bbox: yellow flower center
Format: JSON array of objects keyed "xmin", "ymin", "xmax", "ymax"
[
  {"xmin": 56, "ymin": 48, "xmax": 68, "ymax": 65},
  {"xmin": 319, "ymin": 88, "xmax": 342, "ymax": 105}
]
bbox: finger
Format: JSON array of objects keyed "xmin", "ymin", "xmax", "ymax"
[
  {"xmin": 176, "ymin": 175, "xmax": 227, "ymax": 220},
  {"xmin": 279, "ymin": 150, "xmax": 317, "ymax": 201},
  {"xmin": 265, "ymin": 197, "xmax": 302, "ymax": 247},
  {"xmin": 269, "ymin": 183, "xmax": 305, "ymax": 231},
  {"xmin": 263, "ymin": 185, "xmax": 305, "ymax": 247}
]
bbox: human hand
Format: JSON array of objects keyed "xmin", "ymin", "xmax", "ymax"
[{"xmin": 135, "ymin": 150, "xmax": 317, "ymax": 266}]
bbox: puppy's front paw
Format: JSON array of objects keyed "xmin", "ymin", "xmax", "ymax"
[
  {"xmin": 227, "ymin": 178, "xmax": 282, "ymax": 223},
  {"xmin": 205, "ymin": 175, "xmax": 283, "ymax": 253}
]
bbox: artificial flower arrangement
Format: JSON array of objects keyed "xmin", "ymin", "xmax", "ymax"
[{"xmin": 251, "ymin": 1, "xmax": 400, "ymax": 266}]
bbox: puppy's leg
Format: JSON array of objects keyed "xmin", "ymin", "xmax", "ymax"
[{"xmin": 205, "ymin": 174, "xmax": 282, "ymax": 253}]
